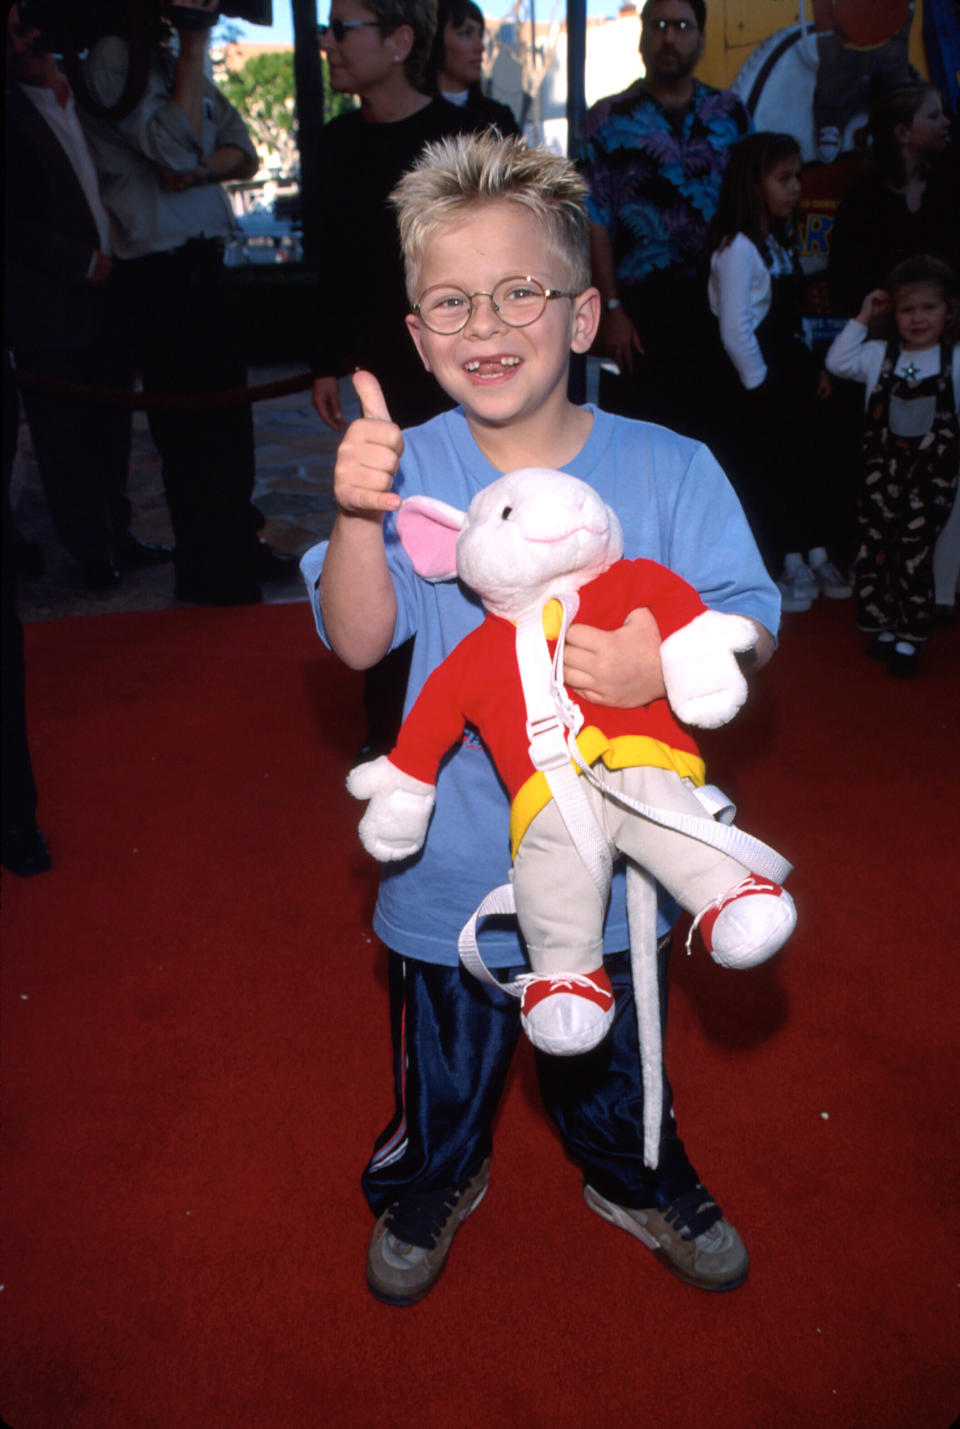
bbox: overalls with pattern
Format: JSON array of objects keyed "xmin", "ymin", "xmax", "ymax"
[{"xmin": 856, "ymin": 341, "xmax": 960, "ymax": 641}]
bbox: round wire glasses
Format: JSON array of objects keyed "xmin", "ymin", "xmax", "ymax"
[{"xmin": 412, "ymin": 275, "xmax": 574, "ymax": 335}]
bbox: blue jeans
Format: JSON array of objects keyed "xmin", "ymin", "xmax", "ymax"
[{"xmin": 362, "ymin": 943, "xmax": 702, "ymax": 1214}]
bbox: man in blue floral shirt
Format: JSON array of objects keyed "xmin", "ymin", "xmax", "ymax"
[{"xmin": 578, "ymin": 0, "xmax": 750, "ymax": 436}]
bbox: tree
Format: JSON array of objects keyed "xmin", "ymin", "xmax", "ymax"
[
  {"xmin": 220, "ymin": 51, "xmax": 298, "ymax": 175},
  {"xmin": 218, "ymin": 49, "xmax": 356, "ymax": 178}
]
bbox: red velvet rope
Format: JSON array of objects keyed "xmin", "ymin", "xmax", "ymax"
[{"xmin": 13, "ymin": 369, "xmax": 315, "ymax": 410}]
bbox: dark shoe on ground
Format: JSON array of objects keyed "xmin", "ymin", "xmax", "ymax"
[
  {"xmin": 583, "ymin": 1181, "xmax": 749, "ymax": 1291},
  {"xmin": 865, "ymin": 633, "xmax": 895, "ymax": 661},
  {"xmin": 255, "ymin": 541, "xmax": 299, "ymax": 581},
  {"xmin": 887, "ymin": 641, "xmax": 919, "ymax": 678},
  {"xmin": 366, "ymin": 1159, "xmax": 490, "ymax": 1306},
  {"xmin": 117, "ymin": 535, "xmax": 173, "ymax": 568},
  {"xmin": 81, "ymin": 557, "xmax": 121, "ymax": 591},
  {"xmin": 2, "ymin": 824, "xmax": 52, "ymax": 876}
]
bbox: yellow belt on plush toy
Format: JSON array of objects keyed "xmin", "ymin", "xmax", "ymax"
[{"xmin": 508, "ymin": 730, "xmax": 705, "ymax": 858}]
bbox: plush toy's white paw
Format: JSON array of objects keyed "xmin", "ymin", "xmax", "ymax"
[
  {"xmin": 346, "ymin": 755, "xmax": 436, "ymax": 862},
  {"xmin": 696, "ymin": 876, "xmax": 796, "ymax": 969},
  {"xmin": 661, "ymin": 611, "xmax": 758, "ymax": 729},
  {"xmin": 518, "ymin": 967, "xmax": 615, "ymax": 1056}
]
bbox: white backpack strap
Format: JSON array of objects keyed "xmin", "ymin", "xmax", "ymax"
[
  {"xmin": 515, "ymin": 596, "xmax": 582, "ymax": 773},
  {"xmin": 692, "ymin": 782, "xmax": 736, "ymax": 824},
  {"xmin": 514, "ymin": 599, "xmax": 612, "ymax": 902},
  {"xmin": 458, "ymin": 881, "xmax": 525, "ymax": 997},
  {"xmin": 567, "ymin": 742, "xmax": 792, "ymax": 885}
]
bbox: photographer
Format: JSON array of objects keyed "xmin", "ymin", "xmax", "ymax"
[
  {"xmin": 4, "ymin": 1, "xmax": 144, "ymax": 590},
  {"xmin": 79, "ymin": 0, "xmax": 288, "ymax": 605}
]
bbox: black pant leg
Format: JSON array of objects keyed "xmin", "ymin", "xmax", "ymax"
[
  {"xmin": 116, "ymin": 249, "xmax": 260, "ymax": 602},
  {"xmin": 2, "ymin": 355, "xmax": 38, "ymax": 835},
  {"xmin": 14, "ymin": 341, "xmax": 130, "ymax": 563}
]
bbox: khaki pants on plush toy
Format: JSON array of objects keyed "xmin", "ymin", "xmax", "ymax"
[{"xmin": 511, "ymin": 765, "xmax": 796, "ymax": 1056}]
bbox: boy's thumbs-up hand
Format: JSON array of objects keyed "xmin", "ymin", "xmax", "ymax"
[{"xmin": 333, "ymin": 371, "xmax": 404, "ymax": 517}]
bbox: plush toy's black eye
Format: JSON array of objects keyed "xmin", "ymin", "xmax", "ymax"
[{"xmin": 501, "ymin": 505, "xmax": 512, "ymax": 520}]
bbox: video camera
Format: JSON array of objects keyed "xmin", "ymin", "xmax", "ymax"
[{"xmin": 15, "ymin": 0, "xmax": 273, "ymax": 58}]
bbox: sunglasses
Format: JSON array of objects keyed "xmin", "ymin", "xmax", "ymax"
[
  {"xmin": 317, "ymin": 18, "xmax": 382, "ymax": 42},
  {"xmin": 648, "ymin": 17, "xmax": 696, "ymax": 33}
]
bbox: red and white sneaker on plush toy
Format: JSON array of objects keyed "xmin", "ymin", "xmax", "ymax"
[
  {"xmin": 519, "ymin": 967, "xmax": 615, "ymax": 1056},
  {"xmin": 690, "ymin": 876, "xmax": 796, "ymax": 969}
]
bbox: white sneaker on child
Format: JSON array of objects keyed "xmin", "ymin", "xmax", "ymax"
[
  {"xmin": 807, "ymin": 547, "xmax": 852, "ymax": 599},
  {"xmin": 778, "ymin": 553, "xmax": 816, "ymax": 612},
  {"xmin": 817, "ymin": 125, "xmax": 841, "ymax": 164}
]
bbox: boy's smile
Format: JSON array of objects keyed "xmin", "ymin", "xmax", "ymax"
[{"xmin": 405, "ymin": 204, "xmax": 599, "ymax": 448}]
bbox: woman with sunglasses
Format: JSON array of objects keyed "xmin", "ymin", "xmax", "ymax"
[
  {"xmin": 308, "ymin": 0, "xmax": 474, "ymax": 435},
  {"xmin": 424, "ymin": 0, "xmax": 519, "ymax": 137},
  {"xmin": 307, "ymin": 0, "xmax": 474, "ymax": 757}
]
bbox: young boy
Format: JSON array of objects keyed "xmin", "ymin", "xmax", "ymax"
[{"xmin": 302, "ymin": 132, "xmax": 780, "ymax": 1306}]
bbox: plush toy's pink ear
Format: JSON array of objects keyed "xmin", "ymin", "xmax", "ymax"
[{"xmin": 395, "ymin": 496, "xmax": 466, "ymax": 580}]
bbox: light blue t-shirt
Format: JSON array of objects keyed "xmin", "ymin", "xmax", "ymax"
[{"xmin": 302, "ymin": 405, "xmax": 780, "ymax": 967}]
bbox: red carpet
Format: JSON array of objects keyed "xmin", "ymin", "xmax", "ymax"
[{"xmin": 2, "ymin": 598, "xmax": 958, "ymax": 1428}]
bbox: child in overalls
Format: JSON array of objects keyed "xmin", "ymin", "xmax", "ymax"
[{"xmin": 825, "ymin": 254, "xmax": 960, "ymax": 675}]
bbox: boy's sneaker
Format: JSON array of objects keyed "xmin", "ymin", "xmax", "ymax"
[
  {"xmin": 583, "ymin": 1182, "xmax": 749, "ymax": 1291},
  {"xmin": 519, "ymin": 966, "xmax": 615, "ymax": 1056},
  {"xmin": 807, "ymin": 547, "xmax": 852, "ymax": 599},
  {"xmin": 366, "ymin": 1160, "xmax": 489, "ymax": 1306}
]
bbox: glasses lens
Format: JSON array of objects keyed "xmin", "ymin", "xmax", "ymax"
[
  {"xmin": 492, "ymin": 276, "xmax": 547, "ymax": 327},
  {"xmin": 419, "ymin": 286, "xmax": 472, "ymax": 333}
]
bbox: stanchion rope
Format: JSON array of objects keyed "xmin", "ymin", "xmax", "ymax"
[{"xmin": 12, "ymin": 369, "xmax": 315, "ymax": 410}]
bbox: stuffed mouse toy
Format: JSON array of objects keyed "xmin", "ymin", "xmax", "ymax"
[{"xmin": 348, "ymin": 469, "xmax": 795, "ymax": 1139}]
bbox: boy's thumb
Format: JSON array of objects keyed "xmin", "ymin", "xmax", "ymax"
[{"xmin": 352, "ymin": 370, "xmax": 393, "ymax": 423}]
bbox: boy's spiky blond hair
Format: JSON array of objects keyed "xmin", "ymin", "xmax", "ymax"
[{"xmin": 390, "ymin": 132, "xmax": 592, "ymax": 303}]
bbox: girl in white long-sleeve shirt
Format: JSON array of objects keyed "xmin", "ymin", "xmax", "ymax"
[
  {"xmin": 707, "ymin": 132, "xmax": 850, "ymax": 611},
  {"xmin": 824, "ymin": 254, "xmax": 960, "ymax": 675}
]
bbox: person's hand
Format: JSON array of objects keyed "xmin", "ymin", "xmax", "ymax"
[
  {"xmin": 597, "ymin": 307, "xmax": 645, "ymax": 374},
  {"xmin": 332, "ymin": 371, "xmax": 404, "ymax": 517},
  {"xmin": 89, "ymin": 251, "xmax": 113, "ymax": 284},
  {"xmin": 857, "ymin": 289, "xmax": 890, "ymax": 327},
  {"xmin": 816, "ymin": 366, "xmax": 833, "ymax": 400},
  {"xmin": 157, "ymin": 164, "xmax": 196, "ymax": 191},
  {"xmin": 312, "ymin": 375, "xmax": 347, "ymax": 431},
  {"xmin": 563, "ymin": 607, "xmax": 665, "ymax": 707}
]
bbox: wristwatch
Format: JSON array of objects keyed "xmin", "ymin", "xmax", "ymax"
[{"xmin": 605, "ymin": 297, "xmax": 622, "ymax": 312}]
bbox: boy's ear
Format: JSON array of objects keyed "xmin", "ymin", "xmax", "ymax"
[
  {"xmin": 570, "ymin": 286, "xmax": 601, "ymax": 356},
  {"xmin": 405, "ymin": 313, "xmax": 432, "ymax": 372}
]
